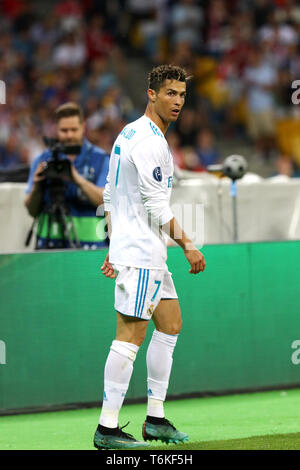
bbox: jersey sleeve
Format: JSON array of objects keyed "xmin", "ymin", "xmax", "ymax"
[
  {"xmin": 103, "ymin": 170, "xmax": 111, "ymax": 212},
  {"xmin": 131, "ymin": 136, "xmax": 174, "ymax": 226}
]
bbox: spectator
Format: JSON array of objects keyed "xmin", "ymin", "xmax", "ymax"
[
  {"xmin": 86, "ymin": 15, "xmax": 115, "ymax": 61},
  {"xmin": 253, "ymin": 0, "xmax": 274, "ymax": 29},
  {"xmin": 0, "ymin": 135, "xmax": 22, "ymax": 169},
  {"xmin": 80, "ymin": 58, "xmax": 118, "ymax": 103},
  {"xmin": 54, "ymin": 0, "xmax": 84, "ymax": 32},
  {"xmin": 166, "ymin": 131, "xmax": 186, "ymax": 169},
  {"xmin": 126, "ymin": 0, "xmax": 166, "ymax": 59},
  {"xmin": 204, "ymin": 0, "xmax": 230, "ymax": 57},
  {"xmin": 88, "ymin": 124, "xmax": 115, "ymax": 154},
  {"xmin": 181, "ymin": 146, "xmax": 202, "ymax": 171},
  {"xmin": 1, "ymin": 0, "xmax": 299, "ymax": 179},
  {"xmin": 195, "ymin": 128, "xmax": 220, "ymax": 169},
  {"xmin": 22, "ymin": 124, "xmax": 45, "ymax": 165},
  {"xmin": 52, "ymin": 31, "xmax": 87, "ymax": 68},
  {"xmin": 243, "ymin": 47, "xmax": 278, "ymax": 159},
  {"xmin": 169, "ymin": 0, "xmax": 203, "ymax": 51},
  {"xmin": 29, "ymin": 15, "xmax": 59, "ymax": 47},
  {"xmin": 175, "ymin": 108, "xmax": 199, "ymax": 147},
  {"xmin": 274, "ymin": 154, "xmax": 300, "ymax": 177}
]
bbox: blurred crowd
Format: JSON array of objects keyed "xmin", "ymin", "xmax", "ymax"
[{"xmin": 1, "ymin": 0, "xmax": 300, "ymax": 177}]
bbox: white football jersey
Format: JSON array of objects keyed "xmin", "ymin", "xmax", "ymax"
[{"xmin": 103, "ymin": 115, "xmax": 174, "ymax": 269}]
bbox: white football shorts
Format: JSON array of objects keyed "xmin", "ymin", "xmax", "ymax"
[{"xmin": 113, "ymin": 265, "xmax": 178, "ymax": 321}]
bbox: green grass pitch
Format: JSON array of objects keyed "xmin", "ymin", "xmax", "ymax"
[{"xmin": 1, "ymin": 389, "xmax": 300, "ymax": 450}]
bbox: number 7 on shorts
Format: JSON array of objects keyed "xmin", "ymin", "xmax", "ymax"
[{"xmin": 151, "ymin": 280, "xmax": 161, "ymax": 302}]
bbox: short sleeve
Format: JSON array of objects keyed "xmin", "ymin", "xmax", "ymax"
[{"xmin": 103, "ymin": 171, "xmax": 111, "ymax": 212}]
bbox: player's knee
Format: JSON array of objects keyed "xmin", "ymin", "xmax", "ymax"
[
  {"xmin": 172, "ymin": 319, "xmax": 182, "ymax": 335},
  {"xmin": 133, "ymin": 332, "xmax": 147, "ymax": 347},
  {"xmin": 116, "ymin": 329, "xmax": 147, "ymax": 347},
  {"xmin": 161, "ymin": 318, "xmax": 182, "ymax": 336},
  {"xmin": 133, "ymin": 325, "xmax": 148, "ymax": 346}
]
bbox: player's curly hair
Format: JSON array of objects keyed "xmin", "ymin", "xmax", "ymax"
[{"xmin": 148, "ymin": 64, "xmax": 190, "ymax": 92}]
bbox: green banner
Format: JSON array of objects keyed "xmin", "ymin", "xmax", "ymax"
[
  {"xmin": 0, "ymin": 242, "xmax": 300, "ymax": 413},
  {"xmin": 37, "ymin": 214, "xmax": 107, "ymax": 242}
]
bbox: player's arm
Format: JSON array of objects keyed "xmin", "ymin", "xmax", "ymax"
[
  {"xmin": 101, "ymin": 210, "xmax": 116, "ymax": 278},
  {"xmin": 132, "ymin": 137, "xmax": 174, "ymax": 225},
  {"xmin": 162, "ymin": 217, "xmax": 206, "ymax": 274},
  {"xmin": 100, "ymin": 173, "xmax": 116, "ymax": 278},
  {"xmin": 105, "ymin": 210, "xmax": 112, "ymax": 240},
  {"xmin": 132, "ymin": 138, "xmax": 206, "ymax": 275}
]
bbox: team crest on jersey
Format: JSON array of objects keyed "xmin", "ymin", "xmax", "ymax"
[
  {"xmin": 153, "ymin": 167, "xmax": 162, "ymax": 182},
  {"xmin": 147, "ymin": 304, "xmax": 155, "ymax": 315}
]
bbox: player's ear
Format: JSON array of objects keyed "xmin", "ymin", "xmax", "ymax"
[{"xmin": 147, "ymin": 88, "xmax": 156, "ymax": 103}]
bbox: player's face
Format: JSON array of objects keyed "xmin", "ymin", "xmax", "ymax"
[
  {"xmin": 154, "ymin": 79, "xmax": 186, "ymax": 123},
  {"xmin": 57, "ymin": 116, "xmax": 85, "ymax": 145}
]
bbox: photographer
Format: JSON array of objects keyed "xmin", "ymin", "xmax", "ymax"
[{"xmin": 24, "ymin": 102, "xmax": 110, "ymax": 249}]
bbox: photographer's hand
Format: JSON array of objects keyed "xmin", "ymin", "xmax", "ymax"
[
  {"xmin": 33, "ymin": 162, "xmax": 47, "ymax": 184},
  {"xmin": 69, "ymin": 164, "xmax": 82, "ymax": 185},
  {"xmin": 24, "ymin": 162, "xmax": 46, "ymax": 218}
]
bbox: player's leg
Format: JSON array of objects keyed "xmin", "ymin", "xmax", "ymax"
[
  {"xmin": 143, "ymin": 276, "xmax": 188, "ymax": 444},
  {"xmin": 152, "ymin": 298, "xmax": 182, "ymax": 335},
  {"xmin": 99, "ymin": 312, "xmax": 148, "ymax": 426},
  {"xmin": 94, "ymin": 266, "xmax": 150, "ymax": 449},
  {"xmin": 146, "ymin": 299, "xmax": 182, "ymax": 420},
  {"xmin": 95, "ymin": 313, "xmax": 150, "ymax": 449},
  {"xmin": 115, "ymin": 310, "xmax": 149, "ymax": 345},
  {"xmin": 148, "ymin": 269, "xmax": 182, "ymax": 418}
]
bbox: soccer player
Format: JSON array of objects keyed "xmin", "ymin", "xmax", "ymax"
[{"xmin": 94, "ymin": 65, "xmax": 206, "ymax": 450}]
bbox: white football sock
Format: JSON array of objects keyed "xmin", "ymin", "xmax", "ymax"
[
  {"xmin": 99, "ymin": 340, "xmax": 139, "ymax": 428},
  {"xmin": 146, "ymin": 329, "xmax": 178, "ymax": 418}
]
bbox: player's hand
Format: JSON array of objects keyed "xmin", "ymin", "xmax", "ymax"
[
  {"xmin": 100, "ymin": 253, "xmax": 116, "ymax": 279},
  {"xmin": 184, "ymin": 245, "xmax": 206, "ymax": 274}
]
